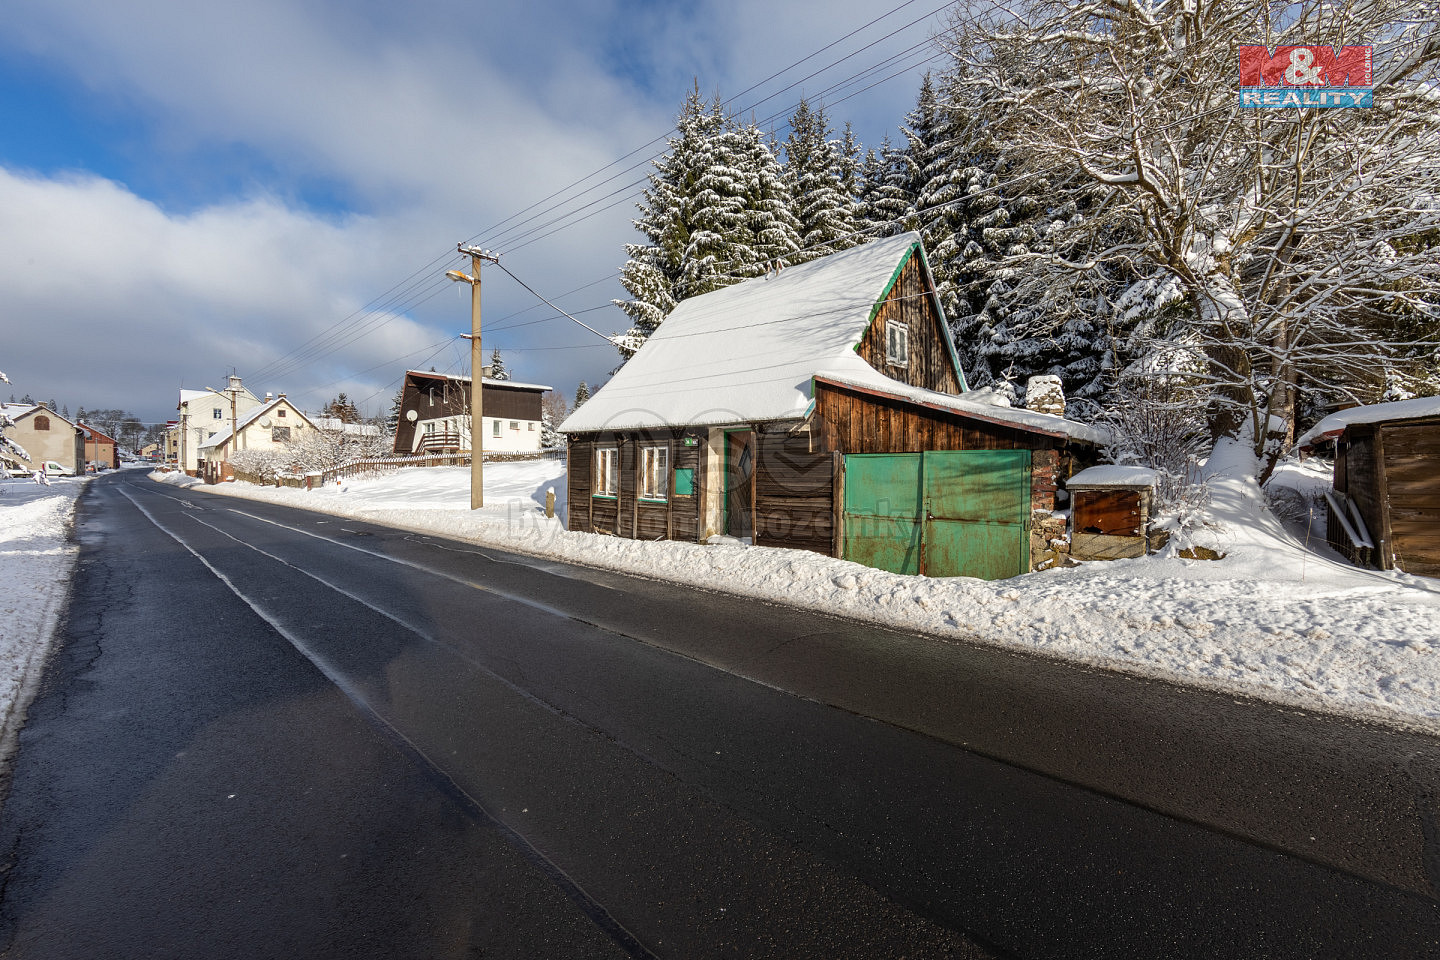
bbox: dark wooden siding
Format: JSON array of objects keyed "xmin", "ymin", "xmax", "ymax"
[
  {"xmin": 814, "ymin": 381, "xmax": 1060, "ymax": 456},
  {"xmin": 754, "ymin": 431, "xmax": 834, "ymax": 555},
  {"xmin": 1342, "ymin": 430, "xmax": 1385, "ymax": 561},
  {"xmin": 484, "ymin": 384, "xmax": 544, "ymax": 421},
  {"xmin": 564, "ymin": 430, "xmax": 703, "ymax": 542},
  {"xmin": 1381, "ymin": 421, "xmax": 1440, "ymax": 576},
  {"xmin": 855, "ymin": 254, "xmax": 963, "ymax": 395}
]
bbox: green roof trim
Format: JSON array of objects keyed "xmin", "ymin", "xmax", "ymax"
[{"xmin": 854, "ymin": 241, "xmax": 970, "ymax": 392}]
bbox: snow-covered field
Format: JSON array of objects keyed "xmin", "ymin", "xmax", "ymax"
[
  {"xmin": 0, "ymin": 476, "xmax": 85, "ymax": 765},
  {"xmin": 138, "ymin": 452, "xmax": 1440, "ymax": 733},
  {"xmin": 4, "ymin": 455, "xmax": 1439, "ymax": 753}
]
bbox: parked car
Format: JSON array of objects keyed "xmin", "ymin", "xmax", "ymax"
[{"xmin": 41, "ymin": 461, "xmax": 72, "ymax": 477}]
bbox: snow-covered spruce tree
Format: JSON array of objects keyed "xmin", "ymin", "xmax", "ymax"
[
  {"xmin": 614, "ymin": 89, "xmax": 800, "ymax": 361},
  {"xmin": 488, "ymin": 347, "xmax": 509, "ymax": 381},
  {"xmin": 540, "ymin": 390, "xmax": 569, "ymax": 448},
  {"xmin": 782, "ymin": 100, "xmax": 862, "ymax": 260},
  {"xmin": 949, "ymin": 0, "xmax": 1440, "ymax": 480},
  {"xmin": 574, "ymin": 381, "xmax": 590, "ymax": 408},
  {"xmin": 856, "ymin": 136, "xmax": 914, "ymax": 237}
]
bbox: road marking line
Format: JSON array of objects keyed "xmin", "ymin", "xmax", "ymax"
[{"xmin": 115, "ymin": 485, "xmax": 659, "ymax": 960}]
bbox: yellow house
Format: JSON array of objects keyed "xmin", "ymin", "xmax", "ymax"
[{"xmin": 0, "ymin": 403, "xmax": 85, "ymax": 474}]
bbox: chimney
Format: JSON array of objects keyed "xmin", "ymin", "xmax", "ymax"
[
  {"xmin": 1025, "ymin": 375, "xmax": 1065, "ymax": 417},
  {"xmin": 265, "ymin": 392, "xmax": 273, "ymax": 402}
]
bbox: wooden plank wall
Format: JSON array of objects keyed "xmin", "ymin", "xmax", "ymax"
[
  {"xmin": 814, "ymin": 382, "xmax": 1059, "ymax": 457},
  {"xmin": 564, "ymin": 431, "xmax": 703, "ymax": 542},
  {"xmin": 855, "ymin": 255, "xmax": 963, "ymax": 396},
  {"xmin": 1381, "ymin": 421, "xmax": 1440, "ymax": 576},
  {"xmin": 754, "ymin": 430, "xmax": 834, "ymax": 556}
]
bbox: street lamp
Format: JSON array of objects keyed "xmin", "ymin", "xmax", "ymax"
[{"xmin": 446, "ymin": 244, "xmax": 498, "ymax": 510}]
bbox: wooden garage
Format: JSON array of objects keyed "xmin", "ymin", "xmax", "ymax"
[
  {"xmin": 1298, "ymin": 398, "xmax": 1440, "ymax": 577},
  {"xmin": 562, "ymin": 232, "xmax": 1106, "ymax": 579}
]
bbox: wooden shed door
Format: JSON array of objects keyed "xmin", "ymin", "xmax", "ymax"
[
  {"xmin": 725, "ymin": 431, "xmax": 755, "ymax": 539},
  {"xmin": 842, "ymin": 451, "xmax": 1031, "ymax": 579}
]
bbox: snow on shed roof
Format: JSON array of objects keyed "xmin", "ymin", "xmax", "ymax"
[
  {"xmin": 1067, "ymin": 465, "xmax": 1158, "ymax": 487},
  {"xmin": 561, "ymin": 233, "xmax": 948, "ymax": 434},
  {"xmin": 1297, "ymin": 395, "xmax": 1440, "ymax": 449}
]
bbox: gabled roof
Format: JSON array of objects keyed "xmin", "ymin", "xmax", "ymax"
[
  {"xmin": 1, "ymin": 403, "xmax": 78, "ymax": 429},
  {"xmin": 561, "ymin": 232, "xmax": 952, "ymax": 434},
  {"xmin": 200, "ymin": 396, "xmax": 313, "ymax": 451},
  {"xmin": 79, "ymin": 423, "xmax": 118, "ymax": 444},
  {"xmin": 1297, "ymin": 395, "xmax": 1440, "ymax": 449}
]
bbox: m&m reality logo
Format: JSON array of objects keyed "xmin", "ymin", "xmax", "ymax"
[{"xmin": 1238, "ymin": 45, "xmax": 1373, "ymax": 108}]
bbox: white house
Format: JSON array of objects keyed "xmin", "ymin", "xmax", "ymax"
[{"xmin": 174, "ymin": 375, "xmax": 262, "ymax": 475}]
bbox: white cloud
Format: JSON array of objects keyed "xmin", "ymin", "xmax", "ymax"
[{"xmin": 0, "ymin": 0, "xmax": 944, "ymax": 425}]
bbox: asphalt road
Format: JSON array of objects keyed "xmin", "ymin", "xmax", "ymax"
[{"xmin": 0, "ymin": 470, "xmax": 1437, "ymax": 958}]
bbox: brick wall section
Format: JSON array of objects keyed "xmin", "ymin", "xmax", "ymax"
[{"xmin": 1031, "ymin": 449, "xmax": 1061, "ymax": 513}]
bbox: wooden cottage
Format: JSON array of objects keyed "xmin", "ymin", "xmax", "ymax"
[
  {"xmin": 1298, "ymin": 397, "xmax": 1440, "ymax": 577},
  {"xmin": 392, "ymin": 370, "xmax": 551, "ymax": 456},
  {"xmin": 562, "ymin": 233, "xmax": 1107, "ymax": 580}
]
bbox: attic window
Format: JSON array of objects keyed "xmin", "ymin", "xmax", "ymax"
[
  {"xmin": 33, "ymin": 415, "xmax": 50, "ymax": 431},
  {"xmin": 213, "ymin": 408, "xmax": 224, "ymax": 419},
  {"xmin": 886, "ymin": 321, "xmax": 909, "ymax": 367},
  {"xmin": 277, "ymin": 408, "xmax": 286, "ymax": 417}
]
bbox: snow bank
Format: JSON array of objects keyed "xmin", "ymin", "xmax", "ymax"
[
  {"xmin": 154, "ymin": 458, "xmax": 1440, "ymax": 733},
  {"xmin": 0, "ymin": 478, "xmax": 84, "ymax": 766}
]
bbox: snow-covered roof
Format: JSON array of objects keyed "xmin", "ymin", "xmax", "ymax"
[
  {"xmin": 405, "ymin": 370, "xmax": 552, "ymax": 392},
  {"xmin": 1296, "ymin": 396, "xmax": 1440, "ymax": 449},
  {"xmin": 313, "ymin": 416, "xmax": 381, "ymax": 436},
  {"xmin": 813, "ymin": 371, "xmax": 1111, "ymax": 445},
  {"xmin": 1067, "ymin": 465, "xmax": 1158, "ymax": 488},
  {"xmin": 562, "ymin": 233, "xmax": 951, "ymax": 433},
  {"xmin": 1, "ymin": 403, "xmax": 40, "ymax": 419},
  {"xmin": 559, "ymin": 232, "xmax": 1103, "ymax": 443},
  {"xmin": 200, "ymin": 397, "xmax": 313, "ymax": 450}
]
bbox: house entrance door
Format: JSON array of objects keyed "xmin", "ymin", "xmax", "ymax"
[{"xmin": 725, "ymin": 431, "xmax": 754, "ymax": 539}]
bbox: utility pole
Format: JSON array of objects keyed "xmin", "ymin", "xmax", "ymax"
[{"xmin": 447, "ymin": 244, "xmax": 498, "ymax": 510}]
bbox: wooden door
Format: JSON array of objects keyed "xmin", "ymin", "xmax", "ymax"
[{"xmin": 725, "ymin": 431, "xmax": 755, "ymax": 539}]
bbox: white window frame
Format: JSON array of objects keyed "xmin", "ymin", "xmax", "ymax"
[
  {"xmin": 595, "ymin": 447, "xmax": 618, "ymax": 497},
  {"xmin": 639, "ymin": 446, "xmax": 668, "ymax": 501},
  {"xmin": 886, "ymin": 320, "xmax": 909, "ymax": 367},
  {"xmin": 492, "ymin": 420, "xmax": 502, "ymax": 438}
]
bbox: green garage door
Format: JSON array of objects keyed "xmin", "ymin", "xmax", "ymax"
[{"xmin": 843, "ymin": 450, "xmax": 1031, "ymax": 580}]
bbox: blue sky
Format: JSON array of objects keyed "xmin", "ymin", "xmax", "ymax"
[{"xmin": 1, "ymin": 0, "xmax": 953, "ymax": 427}]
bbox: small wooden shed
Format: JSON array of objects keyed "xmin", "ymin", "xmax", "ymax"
[
  {"xmin": 1297, "ymin": 397, "xmax": 1440, "ymax": 577},
  {"xmin": 562, "ymin": 233, "xmax": 1107, "ymax": 580},
  {"xmin": 1066, "ymin": 466, "xmax": 1159, "ymax": 560}
]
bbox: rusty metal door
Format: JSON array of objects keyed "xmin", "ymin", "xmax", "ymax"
[{"xmin": 921, "ymin": 450, "xmax": 1031, "ymax": 580}]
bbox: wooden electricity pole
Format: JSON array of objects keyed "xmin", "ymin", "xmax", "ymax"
[{"xmin": 449, "ymin": 244, "xmax": 498, "ymax": 510}]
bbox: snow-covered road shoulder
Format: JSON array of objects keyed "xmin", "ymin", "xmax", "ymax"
[
  {"xmin": 0, "ymin": 478, "xmax": 85, "ymax": 767},
  {"xmin": 152, "ymin": 458, "xmax": 1440, "ymax": 734}
]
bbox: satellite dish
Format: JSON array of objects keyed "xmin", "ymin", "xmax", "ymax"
[
  {"xmin": 406, "ymin": 410, "xmax": 418, "ymax": 422},
  {"xmin": 259, "ymin": 417, "xmax": 272, "ymax": 428}
]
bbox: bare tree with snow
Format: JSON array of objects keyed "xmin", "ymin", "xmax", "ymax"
[{"xmin": 946, "ymin": 0, "xmax": 1440, "ymax": 480}]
